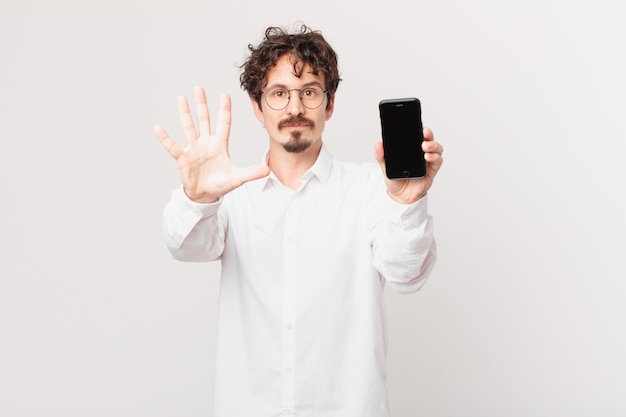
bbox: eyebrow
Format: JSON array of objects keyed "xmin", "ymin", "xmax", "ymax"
[{"xmin": 264, "ymin": 81, "xmax": 324, "ymax": 91}]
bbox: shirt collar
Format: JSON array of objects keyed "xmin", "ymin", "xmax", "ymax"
[
  {"xmin": 302, "ymin": 143, "xmax": 332, "ymax": 185},
  {"xmin": 254, "ymin": 143, "xmax": 333, "ymax": 192}
]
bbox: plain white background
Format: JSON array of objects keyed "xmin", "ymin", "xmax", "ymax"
[{"xmin": 1, "ymin": 0, "xmax": 625, "ymax": 415}]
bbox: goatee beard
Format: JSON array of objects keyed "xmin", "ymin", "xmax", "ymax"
[
  {"xmin": 283, "ymin": 131, "xmax": 312, "ymax": 153},
  {"xmin": 279, "ymin": 115, "xmax": 315, "ymax": 153}
]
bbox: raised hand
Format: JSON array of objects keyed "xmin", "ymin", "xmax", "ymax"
[
  {"xmin": 374, "ymin": 127, "xmax": 444, "ymax": 204},
  {"xmin": 154, "ymin": 86, "xmax": 270, "ymax": 203}
]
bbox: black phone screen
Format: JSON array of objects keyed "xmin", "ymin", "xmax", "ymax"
[{"xmin": 378, "ymin": 98, "xmax": 426, "ymax": 179}]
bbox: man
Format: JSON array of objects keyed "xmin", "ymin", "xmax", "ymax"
[{"xmin": 154, "ymin": 25, "xmax": 443, "ymax": 417}]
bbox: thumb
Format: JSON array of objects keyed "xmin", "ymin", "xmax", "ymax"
[
  {"xmin": 232, "ymin": 164, "xmax": 271, "ymax": 188},
  {"xmin": 374, "ymin": 141, "xmax": 387, "ymax": 174}
]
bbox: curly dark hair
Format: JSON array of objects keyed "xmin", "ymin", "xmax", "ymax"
[{"xmin": 239, "ymin": 25, "xmax": 341, "ymax": 110}]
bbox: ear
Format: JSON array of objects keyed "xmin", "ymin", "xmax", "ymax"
[
  {"xmin": 325, "ymin": 95, "xmax": 335, "ymax": 121},
  {"xmin": 251, "ymin": 98, "xmax": 265, "ymax": 124}
]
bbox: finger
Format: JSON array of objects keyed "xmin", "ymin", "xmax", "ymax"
[
  {"xmin": 215, "ymin": 93, "xmax": 232, "ymax": 146},
  {"xmin": 153, "ymin": 125, "xmax": 184, "ymax": 159},
  {"xmin": 423, "ymin": 127, "xmax": 434, "ymax": 142},
  {"xmin": 425, "ymin": 151, "xmax": 443, "ymax": 166},
  {"xmin": 425, "ymin": 151, "xmax": 444, "ymax": 176},
  {"xmin": 177, "ymin": 94, "xmax": 198, "ymax": 145},
  {"xmin": 194, "ymin": 85, "xmax": 211, "ymax": 137},
  {"xmin": 423, "ymin": 140, "xmax": 443, "ymax": 155},
  {"xmin": 232, "ymin": 164, "xmax": 271, "ymax": 187}
]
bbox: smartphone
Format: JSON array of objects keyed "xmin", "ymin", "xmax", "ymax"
[{"xmin": 378, "ymin": 97, "xmax": 426, "ymax": 179}]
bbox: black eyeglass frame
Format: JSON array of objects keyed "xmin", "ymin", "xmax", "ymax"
[{"xmin": 260, "ymin": 86, "xmax": 329, "ymax": 110}]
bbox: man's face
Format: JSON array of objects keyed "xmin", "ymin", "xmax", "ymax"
[{"xmin": 252, "ymin": 54, "xmax": 335, "ymax": 154}]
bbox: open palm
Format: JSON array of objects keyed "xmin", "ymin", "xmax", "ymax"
[{"xmin": 154, "ymin": 86, "xmax": 269, "ymax": 203}]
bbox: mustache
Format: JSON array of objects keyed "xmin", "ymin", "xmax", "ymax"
[{"xmin": 278, "ymin": 115, "xmax": 315, "ymax": 129}]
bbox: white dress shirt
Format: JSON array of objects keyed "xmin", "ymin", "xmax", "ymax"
[{"xmin": 162, "ymin": 144, "xmax": 436, "ymax": 417}]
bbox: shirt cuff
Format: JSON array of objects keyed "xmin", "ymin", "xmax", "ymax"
[
  {"xmin": 174, "ymin": 185, "xmax": 222, "ymax": 217},
  {"xmin": 385, "ymin": 193, "xmax": 429, "ymax": 226}
]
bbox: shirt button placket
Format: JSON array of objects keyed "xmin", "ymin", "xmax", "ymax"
[{"xmin": 282, "ymin": 194, "xmax": 298, "ymax": 412}]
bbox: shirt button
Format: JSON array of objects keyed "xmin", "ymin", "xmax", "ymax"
[
  {"xmin": 285, "ymin": 323, "xmax": 293, "ymax": 330},
  {"xmin": 283, "ymin": 409, "xmax": 293, "ymax": 415}
]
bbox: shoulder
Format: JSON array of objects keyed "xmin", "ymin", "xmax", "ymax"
[
  {"xmin": 330, "ymin": 154, "xmax": 380, "ymax": 177},
  {"xmin": 329, "ymin": 154, "xmax": 376, "ymax": 174},
  {"xmin": 328, "ymin": 156, "xmax": 385, "ymax": 193}
]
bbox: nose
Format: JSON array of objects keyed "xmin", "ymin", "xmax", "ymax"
[{"xmin": 285, "ymin": 89, "xmax": 305, "ymax": 115}]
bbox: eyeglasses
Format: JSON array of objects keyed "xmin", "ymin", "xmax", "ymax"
[{"xmin": 261, "ymin": 86, "xmax": 328, "ymax": 110}]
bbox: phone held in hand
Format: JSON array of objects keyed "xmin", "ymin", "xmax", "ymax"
[{"xmin": 378, "ymin": 97, "xmax": 426, "ymax": 179}]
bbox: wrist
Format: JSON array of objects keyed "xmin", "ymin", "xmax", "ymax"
[
  {"xmin": 183, "ymin": 187, "xmax": 219, "ymax": 204},
  {"xmin": 386, "ymin": 190, "xmax": 426, "ymax": 205}
]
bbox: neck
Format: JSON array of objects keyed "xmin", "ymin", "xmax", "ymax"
[{"xmin": 268, "ymin": 141, "xmax": 322, "ymax": 190}]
